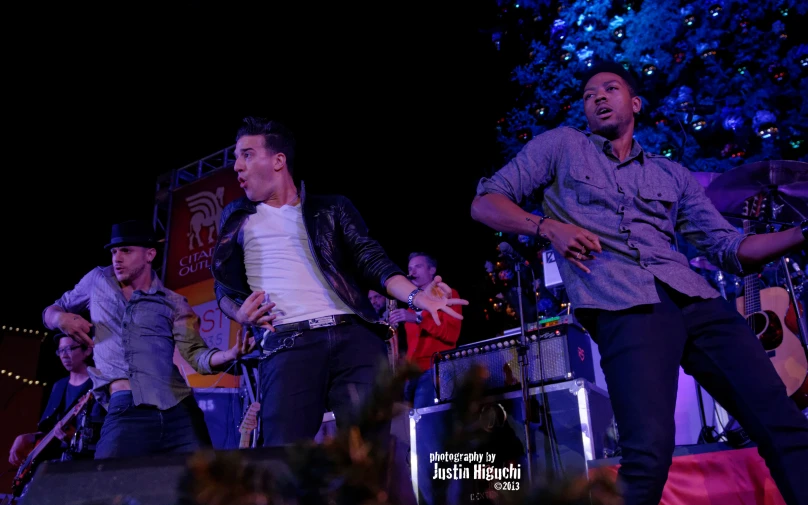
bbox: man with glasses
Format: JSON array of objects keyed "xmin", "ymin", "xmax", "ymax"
[{"xmin": 8, "ymin": 333, "xmax": 100, "ymax": 466}]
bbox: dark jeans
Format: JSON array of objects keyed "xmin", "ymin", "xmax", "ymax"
[
  {"xmin": 258, "ymin": 320, "xmax": 390, "ymax": 446},
  {"xmin": 578, "ymin": 280, "xmax": 808, "ymax": 505},
  {"xmin": 404, "ymin": 369, "xmax": 438, "ymax": 409},
  {"xmin": 94, "ymin": 391, "xmax": 212, "ymax": 459}
]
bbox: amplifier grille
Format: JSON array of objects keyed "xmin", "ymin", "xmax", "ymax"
[{"xmin": 435, "ymin": 330, "xmax": 573, "ymax": 402}]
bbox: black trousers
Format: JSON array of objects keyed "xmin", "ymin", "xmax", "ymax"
[
  {"xmin": 258, "ymin": 320, "xmax": 390, "ymax": 446},
  {"xmin": 578, "ymin": 280, "xmax": 808, "ymax": 505}
]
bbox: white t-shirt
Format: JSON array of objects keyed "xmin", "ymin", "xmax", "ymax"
[{"xmin": 242, "ymin": 202, "xmax": 354, "ymax": 324}]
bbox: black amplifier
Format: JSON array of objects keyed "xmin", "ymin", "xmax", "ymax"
[{"xmin": 432, "ymin": 321, "xmax": 595, "ymax": 403}]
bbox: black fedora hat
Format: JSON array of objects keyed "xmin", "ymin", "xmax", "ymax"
[{"xmin": 104, "ymin": 220, "xmax": 160, "ymax": 250}]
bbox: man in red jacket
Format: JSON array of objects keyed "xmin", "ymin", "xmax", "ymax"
[{"xmin": 389, "ymin": 252, "xmax": 462, "ymax": 408}]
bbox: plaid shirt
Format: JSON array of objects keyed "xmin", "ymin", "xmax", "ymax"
[
  {"xmin": 477, "ymin": 126, "xmax": 748, "ymax": 312},
  {"xmin": 45, "ymin": 266, "xmax": 218, "ymax": 409}
]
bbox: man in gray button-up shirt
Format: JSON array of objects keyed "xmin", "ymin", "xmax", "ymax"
[
  {"xmin": 471, "ymin": 62, "xmax": 808, "ymax": 505},
  {"xmin": 42, "ymin": 220, "xmax": 255, "ymax": 459}
]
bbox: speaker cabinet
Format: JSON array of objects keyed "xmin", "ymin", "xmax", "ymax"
[{"xmin": 408, "ymin": 378, "xmax": 615, "ymax": 505}]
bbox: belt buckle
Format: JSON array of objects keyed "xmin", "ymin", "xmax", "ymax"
[{"xmin": 308, "ymin": 316, "xmax": 336, "ymax": 329}]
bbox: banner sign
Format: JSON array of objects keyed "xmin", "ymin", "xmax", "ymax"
[{"xmin": 165, "ymin": 168, "xmax": 242, "ymax": 290}]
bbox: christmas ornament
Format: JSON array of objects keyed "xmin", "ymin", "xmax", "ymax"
[
  {"xmin": 610, "ymin": 16, "xmax": 625, "ymax": 40},
  {"xmin": 661, "ymin": 145, "xmax": 675, "ymax": 158},
  {"xmin": 790, "ymin": 138, "xmax": 804, "ymax": 150},
  {"xmin": 721, "ymin": 107, "xmax": 743, "ymax": 131},
  {"xmin": 531, "ymin": 105, "xmax": 547, "ymax": 118},
  {"xmin": 757, "ymin": 123, "xmax": 779, "ymax": 139},
  {"xmin": 691, "ymin": 116, "xmax": 707, "ymax": 131},
  {"xmin": 683, "ymin": 14, "xmax": 696, "ymax": 27},
  {"xmin": 797, "ymin": 46, "xmax": 807, "ymax": 68},
  {"xmin": 551, "ymin": 19, "xmax": 567, "ymax": 42},
  {"xmin": 580, "ymin": 15, "xmax": 597, "ymax": 32},
  {"xmin": 496, "ymin": 117, "xmax": 507, "ymax": 132},
  {"xmin": 768, "ymin": 64, "xmax": 788, "ymax": 83},
  {"xmin": 708, "ymin": 4, "xmax": 722, "ymax": 17},
  {"xmin": 517, "ymin": 129, "xmax": 533, "ymax": 142},
  {"xmin": 752, "ymin": 110, "xmax": 777, "ymax": 138},
  {"xmin": 721, "ymin": 143, "xmax": 746, "ymax": 159},
  {"xmin": 643, "ymin": 63, "xmax": 657, "ymax": 75}
]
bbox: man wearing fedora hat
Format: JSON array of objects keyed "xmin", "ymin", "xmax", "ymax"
[{"xmin": 42, "ymin": 219, "xmax": 256, "ymax": 459}]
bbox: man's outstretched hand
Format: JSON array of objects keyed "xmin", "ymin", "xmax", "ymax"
[{"xmin": 414, "ymin": 275, "xmax": 468, "ymax": 326}]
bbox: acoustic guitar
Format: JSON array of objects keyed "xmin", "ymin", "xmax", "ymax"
[
  {"xmin": 11, "ymin": 391, "xmax": 94, "ymax": 497},
  {"xmin": 735, "ymin": 194, "xmax": 808, "ymax": 409}
]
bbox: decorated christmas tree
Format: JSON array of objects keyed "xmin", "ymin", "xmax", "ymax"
[
  {"xmin": 476, "ymin": 0, "xmax": 806, "ymax": 330},
  {"xmin": 488, "ymin": 0, "xmax": 807, "ymax": 174}
]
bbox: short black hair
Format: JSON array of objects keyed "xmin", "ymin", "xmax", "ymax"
[
  {"xmin": 580, "ymin": 61, "xmax": 639, "ymax": 97},
  {"xmin": 236, "ymin": 117, "xmax": 297, "ymax": 178},
  {"xmin": 53, "ymin": 332, "xmax": 88, "ymax": 350}
]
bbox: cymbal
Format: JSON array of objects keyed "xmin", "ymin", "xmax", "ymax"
[
  {"xmin": 691, "ymin": 171, "xmax": 721, "ymax": 189},
  {"xmin": 704, "ymin": 160, "xmax": 808, "ymax": 222},
  {"xmin": 690, "ymin": 256, "xmax": 718, "ymax": 271}
]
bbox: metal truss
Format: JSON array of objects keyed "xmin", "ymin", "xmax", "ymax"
[{"xmin": 153, "ymin": 144, "xmax": 236, "ymax": 282}]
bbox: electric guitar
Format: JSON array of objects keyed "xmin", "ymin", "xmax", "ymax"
[
  {"xmin": 735, "ymin": 195, "xmax": 808, "ymax": 408},
  {"xmin": 11, "ymin": 391, "xmax": 94, "ymax": 496},
  {"xmin": 238, "ymin": 402, "xmax": 261, "ymax": 449}
]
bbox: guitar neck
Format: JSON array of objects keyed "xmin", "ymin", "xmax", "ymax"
[
  {"xmin": 239, "ymin": 431, "xmax": 251, "ymax": 449},
  {"xmin": 741, "ymin": 219, "xmax": 762, "ymax": 315}
]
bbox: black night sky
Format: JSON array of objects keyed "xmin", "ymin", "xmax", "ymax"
[{"xmin": 4, "ymin": 1, "xmax": 516, "ymax": 361}]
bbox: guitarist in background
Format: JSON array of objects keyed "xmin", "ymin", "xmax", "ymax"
[{"xmin": 8, "ymin": 333, "xmax": 100, "ymax": 466}]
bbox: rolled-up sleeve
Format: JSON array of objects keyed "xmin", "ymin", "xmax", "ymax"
[
  {"xmin": 42, "ymin": 268, "xmax": 98, "ymax": 326},
  {"xmin": 676, "ymin": 171, "xmax": 750, "ymax": 276},
  {"xmin": 172, "ymin": 297, "xmax": 217, "ymax": 375}
]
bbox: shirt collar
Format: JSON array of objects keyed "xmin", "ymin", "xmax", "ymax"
[
  {"xmin": 587, "ymin": 132, "xmax": 645, "ymax": 164},
  {"xmin": 103, "ymin": 265, "xmax": 166, "ymax": 296}
]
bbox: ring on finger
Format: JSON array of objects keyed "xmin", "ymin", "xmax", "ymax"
[{"xmin": 576, "ymin": 252, "xmax": 582, "ymax": 260}]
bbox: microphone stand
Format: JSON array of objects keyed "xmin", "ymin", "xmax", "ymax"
[{"xmin": 513, "ymin": 260, "xmax": 536, "ymax": 486}]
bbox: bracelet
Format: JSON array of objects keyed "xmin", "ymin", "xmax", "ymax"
[
  {"xmin": 537, "ymin": 216, "xmax": 548, "ymax": 239},
  {"xmin": 407, "ymin": 288, "xmax": 423, "ymax": 311},
  {"xmin": 528, "ymin": 215, "xmax": 550, "ymax": 245}
]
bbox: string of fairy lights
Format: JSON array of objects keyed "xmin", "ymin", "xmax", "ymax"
[{"xmin": 1, "ymin": 325, "xmax": 50, "ymax": 387}]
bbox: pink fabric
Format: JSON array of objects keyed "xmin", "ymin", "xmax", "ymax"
[{"xmin": 593, "ymin": 447, "xmax": 786, "ymax": 504}]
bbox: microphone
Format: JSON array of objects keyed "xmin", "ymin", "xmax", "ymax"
[{"xmin": 498, "ymin": 242, "xmax": 529, "ymax": 266}]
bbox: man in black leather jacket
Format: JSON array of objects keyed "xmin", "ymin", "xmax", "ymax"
[{"xmin": 212, "ymin": 117, "xmax": 467, "ymax": 447}]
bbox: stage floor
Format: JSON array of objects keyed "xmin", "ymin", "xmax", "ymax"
[{"xmin": 588, "ymin": 442, "xmax": 787, "ymax": 505}]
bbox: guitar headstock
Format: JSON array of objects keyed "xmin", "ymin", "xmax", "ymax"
[
  {"xmin": 740, "ymin": 193, "xmax": 768, "ymax": 233},
  {"xmin": 239, "ymin": 402, "xmax": 261, "ymax": 434}
]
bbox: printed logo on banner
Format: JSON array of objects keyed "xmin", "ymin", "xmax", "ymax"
[
  {"xmin": 187, "ymin": 187, "xmax": 225, "ymax": 251},
  {"xmin": 165, "ymin": 168, "xmax": 242, "ymax": 290},
  {"xmin": 192, "ymin": 299, "xmax": 231, "ymax": 350}
]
